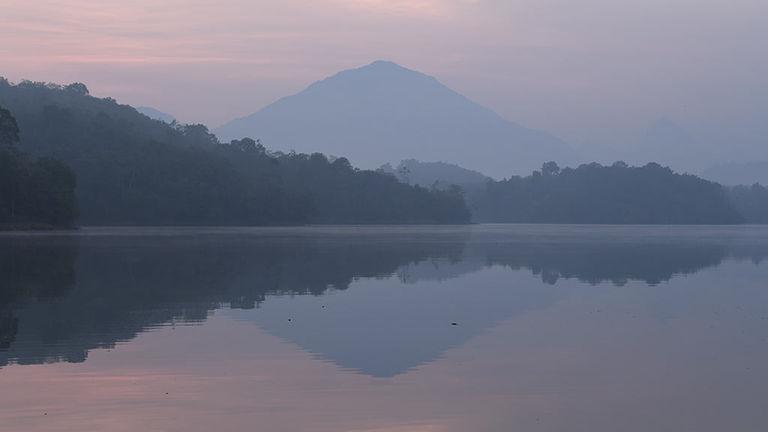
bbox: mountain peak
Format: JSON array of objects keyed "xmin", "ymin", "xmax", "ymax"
[
  {"xmin": 215, "ymin": 63, "xmax": 575, "ymax": 177},
  {"xmin": 357, "ymin": 60, "xmax": 421, "ymax": 75},
  {"xmin": 317, "ymin": 60, "xmax": 433, "ymax": 87},
  {"xmin": 365, "ymin": 59, "xmax": 403, "ymax": 69}
]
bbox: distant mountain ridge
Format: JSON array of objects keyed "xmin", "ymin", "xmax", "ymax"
[
  {"xmin": 136, "ymin": 106, "xmax": 175, "ymax": 123},
  {"xmin": 215, "ymin": 61, "xmax": 577, "ymax": 178}
]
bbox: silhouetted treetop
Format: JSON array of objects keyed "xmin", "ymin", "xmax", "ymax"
[{"xmin": 0, "ymin": 107, "xmax": 19, "ymax": 146}]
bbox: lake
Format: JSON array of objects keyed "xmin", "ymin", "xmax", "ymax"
[{"xmin": 1, "ymin": 225, "xmax": 768, "ymax": 431}]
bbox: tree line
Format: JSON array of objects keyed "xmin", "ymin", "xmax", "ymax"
[
  {"xmin": 469, "ymin": 161, "xmax": 747, "ymax": 224},
  {"xmin": 727, "ymin": 184, "xmax": 768, "ymax": 224}
]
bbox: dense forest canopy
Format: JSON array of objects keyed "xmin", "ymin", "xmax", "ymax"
[
  {"xmin": 469, "ymin": 161, "xmax": 745, "ymax": 225},
  {"xmin": 727, "ymin": 184, "xmax": 768, "ymax": 224},
  {"xmin": 0, "ymin": 79, "xmax": 470, "ymax": 226},
  {"xmin": 0, "ymin": 106, "xmax": 77, "ymax": 229}
]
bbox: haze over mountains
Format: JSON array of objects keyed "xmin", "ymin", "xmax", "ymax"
[
  {"xmin": 135, "ymin": 106, "xmax": 175, "ymax": 124},
  {"xmin": 216, "ymin": 61, "xmax": 577, "ymax": 179},
  {"xmin": 214, "ymin": 61, "xmax": 768, "ymax": 183},
  {"xmin": 619, "ymin": 119, "xmax": 706, "ymax": 175},
  {"xmin": 703, "ymin": 162, "xmax": 768, "ymax": 186}
]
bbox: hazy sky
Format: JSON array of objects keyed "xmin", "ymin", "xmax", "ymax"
[{"xmin": 2, "ymin": 0, "xmax": 766, "ymax": 154}]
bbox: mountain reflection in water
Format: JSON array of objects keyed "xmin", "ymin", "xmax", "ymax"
[{"xmin": 1, "ymin": 225, "xmax": 767, "ymax": 373}]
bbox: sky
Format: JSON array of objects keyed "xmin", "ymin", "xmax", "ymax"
[{"xmin": 1, "ymin": 0, "xmax": 767, "ymax": 161}]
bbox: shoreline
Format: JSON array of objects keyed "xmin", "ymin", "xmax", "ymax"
[{"xmin": 0, "ymin": 223, "xmax": 77, "ymax": 232}]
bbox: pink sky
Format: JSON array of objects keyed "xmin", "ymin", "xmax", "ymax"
[{"xmin": 1, "ymin": 0, "xmax": 766, "ymax": 149}]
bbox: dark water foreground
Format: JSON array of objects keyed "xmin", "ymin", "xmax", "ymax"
[{"xmin": 1, "ymin": 225, "xmax": 768, "ymax": 431}]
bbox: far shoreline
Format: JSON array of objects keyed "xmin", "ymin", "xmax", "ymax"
[{"xmin": 0, "ymin": 223, "xmax": 78, "ymax": 232}]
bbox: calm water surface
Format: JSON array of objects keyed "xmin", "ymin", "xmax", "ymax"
[{"xmin": 1, "ymin": 225, "xmax": 768, "ymax": 431}]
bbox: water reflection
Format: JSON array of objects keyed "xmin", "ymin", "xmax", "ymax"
[
  {"xmin": 229, "ymin": 267, "xmax": 564, "ymax": 377},
  {"xmin": 0, "ymin": 237, "xmax": 77, "ymax": 353},
  {"xmin": 1, "ymin": 228, "xmax": 469, "ymax": 368},
  {"xmin": 1, "ymin": 225, "xmax": 768, "ymax": 373}
]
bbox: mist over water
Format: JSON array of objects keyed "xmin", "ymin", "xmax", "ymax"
[{"xmin": 2, "ymin": 226, "xmax": 768, "ymax": 431}]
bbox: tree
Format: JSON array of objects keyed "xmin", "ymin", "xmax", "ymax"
[
  {"xmin": 0, "ymin": 105, "xmax": 78, "ymax": 228},
  {"xmin": 25, "ymin": 157, "xmax": 78, "ymax": 227},
  {"xmin": 0, "ymin": 107, "xmax": 19, "ymax": 146},
  {"xmin": 64, "ymin": 83, "xmax": 89, "ymax": 96},
  {"xmin": 232, "ymin": 137, "xmax": 258, "ymax": 152},
  {"xmin": 542, "ymin": 161, "xmax": 560, "ymax": 177},
  {"xmin": 727, "ymin": 183, "xmax": 768, "ymax": 223}
]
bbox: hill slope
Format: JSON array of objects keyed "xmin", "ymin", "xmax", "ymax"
[
  {"xmin": 215, "ymin": 61, "xmax": 576, "ymax": 178},
  {"xmin": 0, "ymin": 79, "xmax": 470, "ymax": 225}
]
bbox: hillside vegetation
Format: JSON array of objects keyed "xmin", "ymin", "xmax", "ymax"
[
  {"xmin": 0, "ymin": 106, "xmax": 77, "ymax": 229},
  {"xmin": 469, "ymin": 162, "xmax": 744, "ymax": 224},
  {"xmin": 0, "ymin": 79, "xmax": 470, "ymax": 226}
]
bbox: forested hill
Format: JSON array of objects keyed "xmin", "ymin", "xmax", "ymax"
[
  {"xmin": 470, "ymin": 162, "xmax": 745, "ymax": 225},
  {"xmin": 379, "ymin": 159, "xmax": 491, "ymax": 189},
  {"xmin": 0, "ymin": 79, "xmax": 470, "ymax": 225}
]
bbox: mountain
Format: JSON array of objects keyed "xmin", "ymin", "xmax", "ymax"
[
  {"xmin": 215, "ymin": 61, "xmax": 577, "ymax": 178},
  {"xmin": 703, "ymin": 161, "xmax": 768, "ymax": 186},
  {"xmin": 379, "ymin": 159, "xmax": 492, "ymax": 188},
  {"xmin": 135, "ymin": 106, "xmax": 175, "ymax": 123}
]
